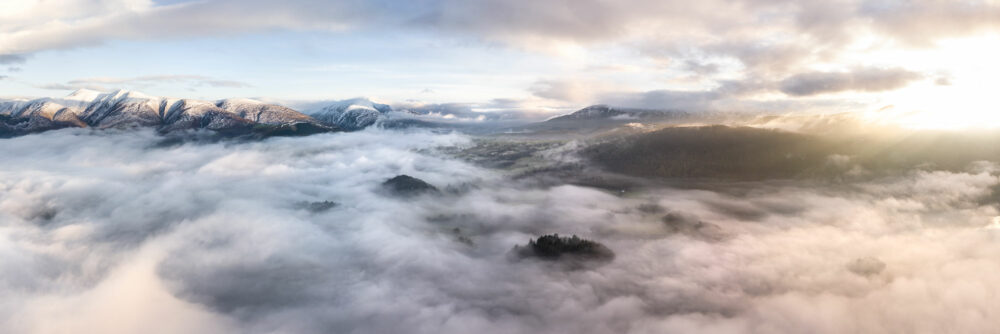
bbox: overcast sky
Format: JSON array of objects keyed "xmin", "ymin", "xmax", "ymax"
[{"xmin": 1, "ymin": 0, "xmax": 998, "ymax": 117}]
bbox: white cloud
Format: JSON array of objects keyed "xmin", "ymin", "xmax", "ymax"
[
  {"xmin": 2, "ymin": 128, "xmax": 1000, "ymax": 333},
  {"xmin": 34, "ymin": 75, "xmax": 251, "ymax": 92}
]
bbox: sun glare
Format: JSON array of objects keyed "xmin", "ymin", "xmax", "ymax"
[{"xmin": 879, "ymin": 34, "xmax": 1000, "ymax": 130}]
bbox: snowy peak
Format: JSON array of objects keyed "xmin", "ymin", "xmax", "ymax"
[
  {"xmin": 216, "ymin": 98, "xmax": 264, "ymax": 107},
  {"xmin": 319, "ymin": 97, "xmax": 392, "ymax": 114},
  {"xmin": 66, "ymin": 88, "xmax": 104, "ymax": 101},
  {"xmin": 1, "ymin": 91, "xmax": 335, "ymax": 137},
  {"xmin": 310, "ymin": 97, "xmax": 393, "ymax": 131},
  {"xmin": 91, "ymin": 89, "xmax": 157, "ymax": 105}
]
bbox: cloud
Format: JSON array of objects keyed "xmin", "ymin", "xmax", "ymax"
[
  {"xmin": 0, "ymin": 54, "xmax": 27, "ymax": 65},
  {"xmin": 1, "ymin": 0, "xmax": 995, "ymax": 113},
  {"xmin": 540, "ymin": 67, "xmax": 921, "ymax": 111},
  {"xmin": 529, "ymin": 79, "xmax": 611, "ymax": 103},
  {"xmin": 598, "ymin": 89, "xmax": 720, "ymax": 110},
  {"xmin": 779, "ymin": 68, "xmax": 923, "ymax": 96},
  {"xmin": 0, "ymin": 0, "xmax": 368, "ymax": 56},
  {"xmin": 860, "ymin": 0, "xmax": 1000, "ymax": 47},
  {"xmin": 934, "ymin": 76, "xmax": 952, "ymax": 86},
  {"xmin": 588, "ymin": 78, "xmax": 778, "ymax": 111},
  {"xmin": 36, "ymin": 83, "xmax": 89, "ymax": 90},
  {"xmin": 3, "ymin": 128, "xmax": 1000, "ymax": 333},
  {"xmin": 410, "ymin": 0, "xmax": 702, "ymax": 44},
  {"xmin": 70, "ymin": 75, "xmax": 251, "ymax": 88},
  {"xmin": 4, "ymin": 1, "xmax": 998, "ymax": 61},
  {"xmin": 392, "ymin": 100, "xmax": 558, "ymax": 122},
  {"xmin": 681, "ymin": 60, "xmax": 720, "ymax": 75},
  {"xmin": 38, "ymin": 75, "xmax": 251, "ymax": 92}
]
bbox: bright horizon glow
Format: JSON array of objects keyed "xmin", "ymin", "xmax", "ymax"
[{"xmin": 879, "ymin": 35, "xmax": 1000, "ymax": 129}]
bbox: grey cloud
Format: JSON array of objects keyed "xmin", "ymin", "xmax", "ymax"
[
  {"xmin": 0, "ymin": 54, "xmax": 27, "ymax": 65},
  {"xmin": 682, "ymin": 60, "xmax": 720, "ymax": 75},
  {"xmin": 846, "ymin": 257, "xmax": 886, "ymax": 277},
  {"xmin": 561, "ymin": 76, "xmax": 879, "ymax": 112},
  {"xmin": 779, "ymin": 68, "xmax": 923, "ymax": 96},
  {"xmin": 593, "ymin": 78, "xmax": 771, "ymax": 110},
  {"xmin": 556, "ymin": 65, "xmax": 924, "ymax": 111}
]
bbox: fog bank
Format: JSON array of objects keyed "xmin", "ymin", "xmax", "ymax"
[{"xmin": 2, "ymin": 128, "xmax": 999, "ymax": 333}]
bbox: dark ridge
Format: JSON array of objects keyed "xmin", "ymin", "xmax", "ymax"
[
  {"xmin": 583, "ymin": 125, "xmax": 826, "ymax": 180},
  {"xmin": 249, "ymin": 122, "xmax": 338, "ymax": 138},
  {"xmin": 297, "ymin": 201, "xmax": 339, "ymax": 213},
  {"xmin": 0, "ymin": 114, "xmax": 83, "ymax": 138},
  {"xmin": 381, "ymin": 175, "xmax": 439, "ymax": 196},
  {"xmin": 583, "ymin": 125, "xmax": 1000, "ymax": 181},
  {"xmin": 512, "ymin": 234, "xmax": 615, "ymax": 265},
  {"xmin": 661, "ymin": 212, "xmax": 727, "ymax": 240},
  {"xmin": 545, "ymin": 104, "xmax": 688, "ymax": 122}
]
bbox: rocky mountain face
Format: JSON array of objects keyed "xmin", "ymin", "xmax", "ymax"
[
  {"xmin": 0, "ymin": 89, "xmax": 337, "ymax": 137},
  {"xmin": 309, "ymin": 98, "xmax": 392, "ymax": 131}
]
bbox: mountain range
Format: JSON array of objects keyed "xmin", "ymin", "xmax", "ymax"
[
  {"xmin": 1, "ymin": 90, "xmax": 755, "ymax": 138},
  {"xmin": 0, "ymin": 89, "xmax": 413, "ymax": 137}
]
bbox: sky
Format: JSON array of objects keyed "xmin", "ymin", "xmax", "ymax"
[{"xmin": 0, "ymin": 0, "xmax": 998, "ymax": 121}]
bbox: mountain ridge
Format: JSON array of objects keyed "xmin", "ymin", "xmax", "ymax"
[
  {"xmin": 0, "ymin": 89, "xmax": 340, "ymax": 137},
  {"xmin": 545, "ymin": 104, "xmax": 691, "ymax": 122}
]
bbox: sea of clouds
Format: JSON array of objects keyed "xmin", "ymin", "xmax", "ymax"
[{"xmin": 2, "ymin": 128, "xmax": 1000, "ymax": 334}]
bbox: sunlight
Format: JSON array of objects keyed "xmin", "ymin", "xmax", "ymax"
[{"xmin": 880, "ymin": 34, "xmax": 1000, "ymax": 129}]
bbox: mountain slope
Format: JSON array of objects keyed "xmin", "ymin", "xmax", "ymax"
[{"xmin": 545, "ymin": 105, "xmax": 690, "ymax": 122}]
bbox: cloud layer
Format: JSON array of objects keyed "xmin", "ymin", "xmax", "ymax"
[
  {"xmin": 5, "ymin": 0, "xmax": 999, "ymax": 106},
  {"xmin": 2, "ymin": 128, "xmax": 1000, "ymax": 333},
  {"xmin": 38, "ymin": 75, "xmax": 251, "ymax": 92}
]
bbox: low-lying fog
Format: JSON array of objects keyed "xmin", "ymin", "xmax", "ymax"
[{"xmin": 2, "ymin": 127, "xmax": 999, "ymax": 333}]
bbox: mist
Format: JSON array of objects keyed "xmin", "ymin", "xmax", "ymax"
[{"xmin": 2, "ymin": 127, "xmax": 1000, "ymax": 334}]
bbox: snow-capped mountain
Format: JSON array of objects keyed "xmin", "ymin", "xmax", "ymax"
[
  {"xmin": 309, "ymin": 97, "xmax": 392, "ymax": 131},
  {"xmin": 0, "ymin": 89, "xmax": 335, "ymax": 137}
]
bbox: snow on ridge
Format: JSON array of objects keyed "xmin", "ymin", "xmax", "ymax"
[
  {"xmin": 66, "ymin": 88, "xmax": 104, "ymax": 101},
  {"xmin": 218, "ymin": 98, "xmax": 265, "ymax": 105}
]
